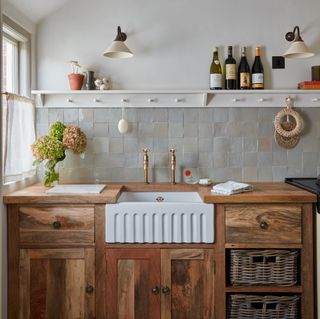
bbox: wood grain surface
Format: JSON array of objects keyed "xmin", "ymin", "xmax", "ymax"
[
  {"xmin": 106, "ymin": 249, "xmax": 161, "ymax": 319},
  {"xmin": 19, "ymin": 206, "xmax": 94, "ymax": 243},
  {"xmin": 161, "ymin": 249, "xmax": 214, "ymax": 319},
  {"xmin": 4, "ymin": 182, "xmax": 316, "ymax": 204},
  {"xmin": 19, "ymin": 248, "xmax": 95, "ymax": 319},
  {"xmin": 225, "ymin": 204, "xmax": 302, "ymax": 244}
]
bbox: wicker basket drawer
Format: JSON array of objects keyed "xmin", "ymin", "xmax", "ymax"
[
  {"xmin": 225, "ymin": 205, "xmax": 302, "ymax": 244},
  {"xmin": 19, "ymin": 205, "xmax": 95, "ymax": 243},
  {"xmin": 229, "ymin": 249, "xmax": 299, "ymax": 286},
  {"xmin": 228, "ymin": 295, "xmax": 300, "ymax": 319}
]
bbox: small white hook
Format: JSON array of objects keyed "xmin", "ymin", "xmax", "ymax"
[{"xmin": 285, "ymin": 96, "xmax": 294, "ymax": 109}]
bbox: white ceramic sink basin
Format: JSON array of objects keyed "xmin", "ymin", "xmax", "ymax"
[
  {"xmin": 106, "ymin": 192, "xmax": 214, "ymax": 244},
  {"xmin": 117, "ymin": 191, "xmax": 203, "ymax": 203}
]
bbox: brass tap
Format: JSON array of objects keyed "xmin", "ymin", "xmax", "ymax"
[
  {"xmin": 143, "ymin": 148, "xmax": 149, "ymax": 184},
  {"xmin": 170, "ymin": 149, "xmax": 176, "ymax": 184}
]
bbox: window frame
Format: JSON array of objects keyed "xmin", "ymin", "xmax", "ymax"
[
  {"xmin": 2, "ymin": 14, "xmax": 31, "ymax": 97},
  {"xmin": 2, "ymin": 14, "xmax": 36, "ymax": 187},
  {"xmin": 2, "ymin": 33, "xmax": 19, "ymax": 93}
]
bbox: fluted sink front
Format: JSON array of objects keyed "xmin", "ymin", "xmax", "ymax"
[{"xmin": 106, "ymin": 192, "xmax": 214, "ymax": 244}]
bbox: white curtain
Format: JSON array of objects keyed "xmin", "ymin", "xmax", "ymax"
[{"xmin": 2, "ymin": 93, "xmax": 36, "ymax": 183}]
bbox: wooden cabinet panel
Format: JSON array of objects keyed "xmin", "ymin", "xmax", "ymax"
[
  {"xmin": 225, "ymin": 205, "xmax": 302, "ymax": 244},
  {"xmin": 106, "ymin": 249, "xmax": 161, "ymax": 319},
  {"xmin": 161, "ymin": 249, "xmax": 215, "ymax": 319},
  {"xmin": 19, "ymin": 248, "xmax": 95, "ymax": 319},
  {"xmin": 19, "ymin": 206, "xmax": 94, "ymax": 243}
]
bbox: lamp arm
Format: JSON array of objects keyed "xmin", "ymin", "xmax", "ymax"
[
  {"xmin": 114, "ymin": 26, "xmax": 127, "ymax": 42},
  {"xmin": 286, "ymin": 26, "xmax": 302, "ymax": 42}
]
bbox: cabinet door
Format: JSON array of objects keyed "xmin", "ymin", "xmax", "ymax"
[
  {"xmin": 106, "ymin": 249, "xmax": 161, "ymax": 319},
  {"xmin": 161, "ymin": 249, "xmax": 215, "ymax": 319},
  {"xmin": 19, "ymin": 248, "xmax": 95, "ymax": 319}
]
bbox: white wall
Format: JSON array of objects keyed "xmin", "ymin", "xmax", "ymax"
[{"xmin": 37, "ymin": 0, "xmax": 320, "ymax": 90}]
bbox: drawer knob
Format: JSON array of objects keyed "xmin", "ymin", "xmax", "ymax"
[
  {"xmin": 259, "ymin": 221, "xmax": 269, "ymax": 230},
  {"xmin": 85, "ymin": 285, "xmax": 94, "ymax": 294},
  {"xmin": 162, "ymin": 286, "xmax": 170, "ymax": 294},
  {"xmin": 52, "ymin": 221, "xmax": 61, "ymax": 229},
  {"xmin": 151, "ymin": 286, "xmax": 160, "ymax": 295}
]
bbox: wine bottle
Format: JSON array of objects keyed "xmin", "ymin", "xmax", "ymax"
[
  {"xmin": 225, "ymin": 46, "xmax": 236, "ymax": 90},
  {"xmin": 210, "ymin": 47, "xmax": 222, "ymax": 90},
  {"xmin": 238, "ymin": 47, "xmax": 250, "ymax": 89},
  {"xmin": 252, "ymin": 47, "xmax": 264, "ymax": 89}
]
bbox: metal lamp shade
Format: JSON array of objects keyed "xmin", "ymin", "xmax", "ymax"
[
  {"xmin": 283, "ymin": 40, "xmax": 314, "ymax": 58},
  {"xmin": 103, "ymin": 41, "xmax": 133, "ymax": 58}
]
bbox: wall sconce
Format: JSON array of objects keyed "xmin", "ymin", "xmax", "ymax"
[
  {"xmin": 283, "ymin": 26, "xmax": 314, "ymax": 58},
  {"xmin": 103, "ymin": 26, "xmax": 133, "ymax": 59}
]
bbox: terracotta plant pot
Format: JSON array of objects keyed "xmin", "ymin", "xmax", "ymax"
[{"xmin": 68, "ymin": 73, "xmax": 84, "ymax": 90}]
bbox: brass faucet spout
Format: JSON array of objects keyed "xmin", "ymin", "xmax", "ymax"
[
  {"xmin": 170, "ymin": 149, "xmax": 176, "ymax": 184},
  {"xmin": 143, "ymin": 148, "xmax": 149, "ymax": 184}
]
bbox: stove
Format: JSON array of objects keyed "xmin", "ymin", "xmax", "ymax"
[{"xmin": 285, "ymin": 177, "xmax": 320, "ymax": 212}]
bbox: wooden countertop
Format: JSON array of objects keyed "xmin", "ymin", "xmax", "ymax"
[
  {"xmin": 3, "ymin": 182, "xmax": 316, "ymax": 204},
  {"xmin": 3, "ymin": 184, "xmax": 123, "ymax": 204}
]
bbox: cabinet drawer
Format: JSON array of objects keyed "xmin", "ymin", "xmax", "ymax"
[
  {"xmin": 225, "ymin": 205, "xmax": 302, "ymax": 244},
  {"xmin": 19, "ymin": 206, "xmax": 95, "ymax": 243}
]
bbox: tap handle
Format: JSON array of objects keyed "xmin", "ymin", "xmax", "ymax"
[
  {"xmin": 170, "ymin": 148, "xmax": 176, "ymax": 155},
  {"xmin": 143, "ymin": 148, "xmax": 150, "ymax": 154}
]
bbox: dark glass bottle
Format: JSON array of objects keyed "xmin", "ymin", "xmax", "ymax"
[
  {"xmin": 238, "ymin": 47, "xmax": 250, "ymax": 89},
  {"xmin": 252, "ymin": 47, "xmax": 264, "ymax": 89},
  {"xmin": 225, "ymin": 46, "xmax": 236, "ymax": 90}
]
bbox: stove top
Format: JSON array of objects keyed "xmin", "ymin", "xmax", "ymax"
[{"xmin": 285, "ymin": 177, "xmax": 320, "ymax": 212}]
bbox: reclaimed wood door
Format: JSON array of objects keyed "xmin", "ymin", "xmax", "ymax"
[
  {"xmin": 19, "ymin": 248, "xmax": 95, "ymax": 319},
  {"xmin": 161, "ymin": 249, "xmax": 215, "ymax": 319},
  {"xmin": 106, "ymin": 249, "xmax": 161, "ymax": 319}
]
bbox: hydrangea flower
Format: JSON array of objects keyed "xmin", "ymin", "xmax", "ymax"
[
  {"xmin": 31, "ymin": 135, "xmax": 65, "ymax": 161},
  {"xmin": 31, "ymin": 121, "xmax": 87, "ymax": 186},
  {"xmin": 63, "ymin": 125, "xmax": 87, "ymax": 154},
  {"xmin": 49, "ymin": 121, "xmax": 66, "ymax": 141}
]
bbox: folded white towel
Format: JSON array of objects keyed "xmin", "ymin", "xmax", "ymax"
[{"xmin": 211, "ymin": 181, "xmax": 253, "ymax": 195}]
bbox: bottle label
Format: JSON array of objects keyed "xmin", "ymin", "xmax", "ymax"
[
  {"xmin": 226, "ymin": 64, "xmax": 236, "ymax": 80},
  {"xmin": 240, "ymin": 73, "xmax": 250, "ymax": 88},
  {"xmin": 214, "ymin": 60, "xmax": 220, "ymax": 65},
  {"xmin": 210, "ymin": 74, "xmax": 222, "ymax": 88},
  {"xmin": 252, "ymin": 73, "xmax": 264, "ymax": 84}
]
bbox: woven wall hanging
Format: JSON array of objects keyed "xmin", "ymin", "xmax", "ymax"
[{"xmin": 274, "ymin": 97, "xmax": 303, "ymax": 149}]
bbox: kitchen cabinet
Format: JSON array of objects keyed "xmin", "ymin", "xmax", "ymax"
[
  {"xmin": 216, "ymin": 203, "xmax": 315, "ymax": 319},
  {"xmin": 19, "ymin": 248, "xmax": 95, "ymax": 319},
  {"xmin": 7, "ymin": 204, "xmax": 96, "ymax": 319},
  {"xmin": 4, "ymin": 182, "xmax": 317, "ymax": 319},
  {"xmin": 105, "ymin": 248, "xmax": 215, "ymax": 319}
]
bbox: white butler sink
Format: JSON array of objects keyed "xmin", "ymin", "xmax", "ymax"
[{"xmin": 106, "ymin": 192, "xmax": 214, "ymax": 244}]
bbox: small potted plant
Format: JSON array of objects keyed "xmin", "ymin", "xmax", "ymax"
[{"xmin": 67, "ymin": 60, "xmax": 84, "ymax": 90}]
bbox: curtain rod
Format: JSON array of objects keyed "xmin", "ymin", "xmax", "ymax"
[{"xmin": 2, "ymin": 92, "xmax": 34, "ymax": 104}]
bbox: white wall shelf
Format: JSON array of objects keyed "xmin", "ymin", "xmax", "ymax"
[{"xmin": 32, "ymin": 90, "xmax": 320, "ymax": 108}]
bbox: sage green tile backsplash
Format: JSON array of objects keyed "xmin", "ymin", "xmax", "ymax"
[{"xmin": 36, "ymin": 107, "xmax": 320, "ymax": 183}]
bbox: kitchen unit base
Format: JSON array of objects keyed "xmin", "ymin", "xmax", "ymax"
[{"xmin": 4, "ymin": 182, "xmax": 317, "ymax": 319}]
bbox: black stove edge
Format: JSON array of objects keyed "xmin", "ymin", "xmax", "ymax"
[{"xmin": 285, "ymin": 178, "xmax": 320, "ymax": 213}]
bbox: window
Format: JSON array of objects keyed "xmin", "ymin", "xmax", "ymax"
[
  {"xmin": 2, "ymin": 15, "xmax": 35, "ymax": 185},
  {"xmin": 2, "ymin": 35, "xmax": 18, "ymax": 93},
  {"xmin": 2, "ymin": 15, "xmax": 31, "ymax": 96}
]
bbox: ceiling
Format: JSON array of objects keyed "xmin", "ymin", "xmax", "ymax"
[{"xmin": 5, "ymin": 0, "xmax": 70, "ymax": 23}]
